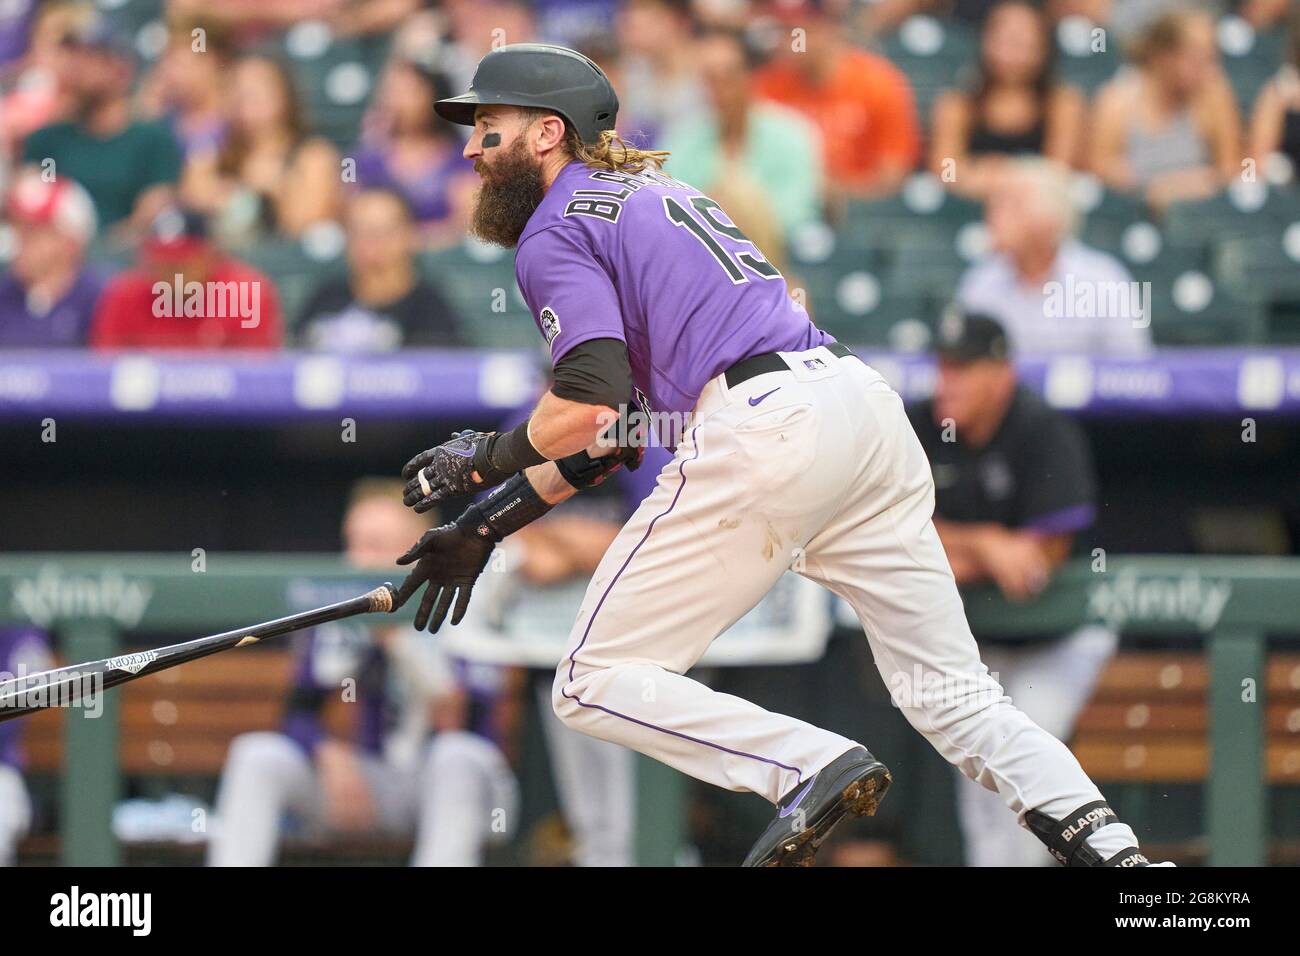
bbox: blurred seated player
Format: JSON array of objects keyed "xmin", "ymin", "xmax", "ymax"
[
  {"xmin": 928, "ymin": 1, "xmax": 1085, "ymax": 199},
  {"xmin": 0, "ymin": 168, "xmax": 104, "ymax": 347},
  {"xmin": 181, "ymin": 55, "xmax": 341, "ymax": 243},
  {"xmin": 1249, "ymin": 5, "xmax": 1300, "ymax": 179},
  {"xmin": 956, "ymin": 158, "xmax": 1152, "ymax": 356},
  {"xmin": 297, "ymin": 188, "xmax": 463, "ymax": 350},
  {"xmin": 22, "ymin": 14, "xmax": 181, "ymax": 238},
  {"xmin": 907, "ymin": 312, "xmax": 1118, "ymax": 867},
  {"xmin": 663, "ymin": 27, "xmax": 825, "ymax": 233},
  {"xmin": 351, "ymin": 51, "xmax": 476, "ymax": 247},
  {"xmin": 89, "ymin": 207, "xmax": 283, "ymax": 350},
  {"xmin": 208, "ymin": 480, "xmax": 518, "ymax": 867},
  {"xmin": 0, "ymin": 627, "xmax": 52, "ymax": 866},
  {"xmin": 753, "ymin": 0, "xmax": 921, "ymax": 200},
  {"xmin": 1088, "ymin": 8, "xmax": 1242, "ymax": 213}
]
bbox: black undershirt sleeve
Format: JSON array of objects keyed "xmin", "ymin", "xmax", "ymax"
[{"xmin": 550, "ymin": 337, "xmax": 633, "ymax": 410}]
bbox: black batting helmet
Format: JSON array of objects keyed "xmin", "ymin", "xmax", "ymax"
[{"xmin": 434, "ymin": 43, "xmax": 618, "ymax": 145}]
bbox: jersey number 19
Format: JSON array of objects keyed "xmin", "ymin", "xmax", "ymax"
[{"xmin": 663, "ymin": 195, "xmax": 781, "ymax": 285}]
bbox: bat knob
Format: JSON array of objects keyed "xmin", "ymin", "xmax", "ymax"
[{"xmin": 368, "ymin": 583, "xmax": 397, "ymax": 613}]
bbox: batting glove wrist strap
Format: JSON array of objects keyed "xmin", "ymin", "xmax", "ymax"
[
  {"xmin": 456, "ymin": 473, "xmax": 553, "ymax": 541},
  {"xmin": 478, "ymin": 420, "xmax": 549, "ymax": 479},
  {"xmin": 556, "ymin": 443, "xmax": 645, "ymax": 490}
]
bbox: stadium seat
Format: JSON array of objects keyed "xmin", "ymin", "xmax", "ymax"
[
  {"xmin": 1213, "ymin": 226, "xmax": 1300, "ymax": 343},
  {"xmin": 843, "ymin": 174, "xmax": 984, "ymax": 257},
  {"xmin": 1143, "ymin": 270, "xmax": 1263, "ymax": 345},
  {"xmin": 419, "ymin": 240, "xmax": 537, "ymax": 348},
  {"xmin": 272, "ymin": 25, "xmax": 391, "ymax": 150},
  {"xmin": 1217, "ymin": 19, "xmax": 1286, "ymax": 115},
  {"xmin": 239, "ymin": 232, "xmax": 347, "ymax": 330},
  {"xmin": 1114, "ymin": 229, "xmax": 1209, "ymax": 285},
  {"xmin": 874, "ymin": 16, "xmax": 978, "ymax": 129},
  {"xmin": 788, "ymin": 262, "xmax": 934, "ymax": 346},
  {"xmin": 1163, "ymin": 183, "xmax": 1300, "ymax": 252},
  {"xmin": 1053, "ymin": 16, "xmax": 1123, "ymax": 95}
]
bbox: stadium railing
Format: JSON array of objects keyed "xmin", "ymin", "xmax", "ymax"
[{"xmin": 0, "ymin": 554, "xmax": 1297, "ymax": 866}]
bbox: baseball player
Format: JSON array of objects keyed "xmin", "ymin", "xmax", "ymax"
[
  {"xmin": 0, "ymin": 627, "xmax": 51, "ymax": 865},
  {"xmin": 392, "ymin": 43, "xmax": 1160, "ymax": 867}
]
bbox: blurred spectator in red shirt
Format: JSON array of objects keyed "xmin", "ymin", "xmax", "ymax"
[
  {"xmin": 351, "ymin": 51, "xmax": 475, "ymax": 248},
  {"xmin": 754, "ymin": 0, "xmax": 920, "ymax": 199},
  {"xmin": 182, "ymin": 55, "xmax": 340, "ymax": 243},
  {"xmin": 0, "ymin": 168, "xmax": 103, "ymax": 347},
  {"xmin": 90, "ymin": 207, "xmax": 283, "ymax": 350}
]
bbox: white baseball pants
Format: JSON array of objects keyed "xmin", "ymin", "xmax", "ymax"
[
  {"xmin": 958, "ymin": 625, "xmax": 1120, "ymax": 866},
  {"xmin": 553, "ymin": 345, "xmax": 1139, "ymax": 859}
]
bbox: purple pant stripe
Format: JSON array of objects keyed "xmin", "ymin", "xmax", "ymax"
[
  {"xmin": 568, "ymin": 694, "xmax": 804, "ymax": 780},
  {"xmin": 563, "ymin": 424, "xmax": 702, "ymax": 685},
  {"xmin": 560, "ymin": 423, "xmax": 805, "ymax": 785}
]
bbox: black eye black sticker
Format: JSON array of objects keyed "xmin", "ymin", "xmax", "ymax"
[{"xmin": 482, "ymin": 132, "xmax": 502, "ymax": 148}]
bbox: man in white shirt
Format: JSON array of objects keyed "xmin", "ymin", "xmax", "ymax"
[{"xmin": 956, "ymin": 158, "xmax": 1153, "ymax": 356}]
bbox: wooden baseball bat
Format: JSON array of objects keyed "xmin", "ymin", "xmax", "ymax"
[{"xmin": 0, "ymin": 583, "xmax": 397, "ymax": 723}]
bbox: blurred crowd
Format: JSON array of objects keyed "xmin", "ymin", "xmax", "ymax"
[
  {"xmin": 2, "ymin": 0, "xmax": 1296, "ymax": 869},
  {"xmin": 0, "ymin": 0, "xmax": 1295, "ymax": 354}
]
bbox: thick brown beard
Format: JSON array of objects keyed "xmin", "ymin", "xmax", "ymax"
[{"xmin": 469, "ymin": 139, "xmax": 547, "ymax": 248}]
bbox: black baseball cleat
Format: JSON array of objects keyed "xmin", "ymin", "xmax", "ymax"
[{"xmin": 742, "ymin": 746, "xmax": 892, "ymax": 867}]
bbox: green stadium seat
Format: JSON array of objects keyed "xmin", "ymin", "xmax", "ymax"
[
  {"xmin": 238, "ymin": 232, "xmax": 347, "ymax": 329},
  {"xmin": 1143, "ymin": 270, "xmax": 1263, "ymax": 345},
  {"xmin": 1054, "ymin": 17, "xmax": 1122, "ymax": 95},
  {"xmin": 881, "ymin": 238, "xmax": 972, "ymax": 299},
  {"xmin": 1213, "ymin": 225, "xmax": 1300, "ymax": 343},
  {"xmin": 788, "ymin": 256, "xmax": 934, "ymax": 346},
  {"xmin": 1163, "ymin": 184, "xmax": 1300, "ymax": 252},
  {"xmin": 1217, "ymin": 20, "xmax": 1286, "ymax": 114},
  {"xmin": 843, "ymin": 174, "xmax": 983, "ymax": 257},
  {"xmin": 419, "ymin": 240, "xmax": 537, "ymax": 349},
  {"xmin": 1111, "ymin": 226, "xmax": 1208, "ymax": 283},
  {"xmin": 875, "ymin": 16, "xmax": 978, "ymax": 129},
  {"xmin": 274, "ymin": 27, "xmax": 391, "ymax": 150},
  {"xmin": 102, "ymin": 0, "xmax": 166, "ymax": 61},
  {"xmin": 1074, "ymin": 179, "xmax": 1147, "ymax": 257}
]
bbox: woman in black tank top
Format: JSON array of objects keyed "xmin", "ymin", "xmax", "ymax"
[{"xmin": 929, "ymin": 1, "xmax": 1084, "ymax": 198}]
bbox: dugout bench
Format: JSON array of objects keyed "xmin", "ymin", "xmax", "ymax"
[{"xmin": 1, "ymin": 554, "xmax": 1297, "ymax": 866}]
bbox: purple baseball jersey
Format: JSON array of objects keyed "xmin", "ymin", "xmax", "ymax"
[{"xmin": 514, "ymin": 161, "xmax": 832, "ymax": 419}]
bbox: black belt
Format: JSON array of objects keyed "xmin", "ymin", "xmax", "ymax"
[{"xmin": 724, "ymin": 342, "xmax": 854, "ymax": 389}]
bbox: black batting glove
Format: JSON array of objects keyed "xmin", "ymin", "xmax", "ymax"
[
  {"xmin": 401, "ymin": 430, "xmax": 511, "ymax": 512},
  {"xmin": 392, "ymin": 505, "xmax": 498, "ymax": 632}
]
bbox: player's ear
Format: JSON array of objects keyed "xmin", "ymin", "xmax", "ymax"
[{"xmin": 534, "ymin": 113, "xmax": 567, "ymax": 153}]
